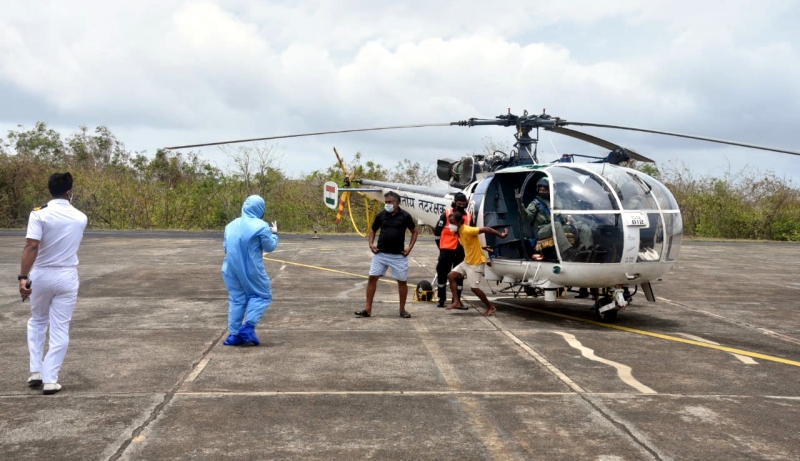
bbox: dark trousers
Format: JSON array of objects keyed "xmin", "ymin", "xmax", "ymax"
[{"xmin": 436, "ymin": 247, "xmax": 465, "ymax": 305}]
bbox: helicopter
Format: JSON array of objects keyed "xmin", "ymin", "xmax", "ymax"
[{"xmin": 167, "ymin": 109, "xmax": 800, "ymax": 322}]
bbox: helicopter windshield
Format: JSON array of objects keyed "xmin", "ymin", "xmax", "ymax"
[
  {"xmin": 534, "ymin": 165, "xmax": 681, "ymax": 264},
  {"xmin": 549, "ymin": 166, "xmax": 619, "ymax": 211},
  {"xmin": 503, "ymin": 164, "xmax": 682, "ymax": 264},
  {"xmin": 636, "ymin": 172, "xmax": 680, "ymax": 211},
  {"xmin": 586, "ymin": 166, "xmax": 660, "ymax": 210},
  {"xmin": 571, "ymin": 165, "xmax": 684, "ymax": 262},
  {"xmin": 543, "ymin": 166, "xmax": 625, "ymax": 263}
]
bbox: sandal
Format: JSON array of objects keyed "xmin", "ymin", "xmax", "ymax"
[
  {"xmin": 399, "ymin": 310, "xmax": 411, "ymax": 318},
  {"xmin": 354, "ymin": 309, "xmax": 371, "ymax": 317}
]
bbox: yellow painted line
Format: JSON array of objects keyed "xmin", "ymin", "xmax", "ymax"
[
  {"xmin": 264, "ymin": 257, "xmax": 397, "ymax": 285},
  {"xmin": 492, "ymin": 300, "xmax": 800, "ymax": 368}
]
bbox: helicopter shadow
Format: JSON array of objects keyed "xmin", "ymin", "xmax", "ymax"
[{"xmin": 489, "ymin": 296, "xmax": 683, "ymax": 331}]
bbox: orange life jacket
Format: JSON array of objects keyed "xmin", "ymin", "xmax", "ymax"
[{"xmin": 439, "ymin": 208, "xmax": 471, "ymax": 250}]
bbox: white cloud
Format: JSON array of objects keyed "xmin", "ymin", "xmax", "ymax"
[{"xmin": 1, "ymin": 0, "xmax": 798, "ymax": 183}]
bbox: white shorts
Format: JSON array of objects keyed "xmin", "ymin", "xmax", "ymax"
[{"xmin": 452, "ymin": 262, "xmax": 485, "ymax": 289}]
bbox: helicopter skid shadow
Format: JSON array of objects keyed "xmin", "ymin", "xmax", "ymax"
[{"xmin": 491, "ymin": 297, "xmax": 683, "ymax": 330}]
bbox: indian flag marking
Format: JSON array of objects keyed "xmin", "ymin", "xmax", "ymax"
[{"xmin": 324, "ymin": 182, "xmax": 338, "ymax": 209}]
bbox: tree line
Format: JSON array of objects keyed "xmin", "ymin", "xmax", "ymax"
[
  {"xmin": 1, "ymin": 123, "xmax": 798, "ymax": 241},
  {"xmin": 0, "ymin": 122, "xmax": 436, "ymax": 233}
]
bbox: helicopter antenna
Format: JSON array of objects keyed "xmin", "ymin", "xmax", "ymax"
[
  {"xmin": 533, "ymin": 108, "xmax": 549, "ymax": 161},
  {"xmin": 165, "ymin": 122, "xmax": 451, "ymax": 150},
  {"xmin": 547, "ymin": 134, "xmax": 560, "ymax": 159}
]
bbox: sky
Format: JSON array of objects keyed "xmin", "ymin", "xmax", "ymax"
[{"xmin": 2, "ymin": 0, "xmax": 799, "ymax": 184}]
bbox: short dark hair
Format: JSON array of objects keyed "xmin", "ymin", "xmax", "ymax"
[
  {"xmin": 454, "ymin": 192, "xmax": 467, "ymax": 203},
  {"xmin": 48, "ymin": 172, "xmax": 73, "ymax": 197},
  {"xmin": 449, "ymin": 211, "xmax": 465, "ymax": 224},
  {"xmin": 384, "ymin": 191, "xmax": 401, "ymax": 203}
]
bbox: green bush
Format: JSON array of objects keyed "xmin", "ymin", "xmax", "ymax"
[{"xmin": 2, "ymin": 123, "xmax": 798, "ymax": 241}]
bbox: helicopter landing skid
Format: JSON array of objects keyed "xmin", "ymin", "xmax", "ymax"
[{"xmin": 493, "ymin": 283, "xmax": 543, "ymax": 299}]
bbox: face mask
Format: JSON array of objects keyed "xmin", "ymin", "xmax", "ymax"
[
  {"xmin": 385, "ymin": 204, "xmax": 394, "ymax": 213},
  {"xmin": 455, "ymin": 204, "xmax": 466, "ymax": 212},
  {"xmin": 448, "ymin": 224, "xmax": 459, "ymax": 233}
]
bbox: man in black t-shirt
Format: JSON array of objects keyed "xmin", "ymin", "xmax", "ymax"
[{"xmin": 354, "ymin": 191, "xmax": 418, "ymax": 318}]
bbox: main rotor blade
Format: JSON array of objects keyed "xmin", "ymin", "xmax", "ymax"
[
  {"xmin": 563, "ymin": 122, "xmax": 800, "ymax": 157},
  {"xmin": 546, "ymin": 126, "xmax": 655, "ymax": 162},
  {"xmin": 165, "ymin": 123, "xmax": 451, "ymax": 150}
]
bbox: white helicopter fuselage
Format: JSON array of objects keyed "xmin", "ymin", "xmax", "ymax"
[
  {"xmin": 358, "ymin": 162, "xmax": 683, "ymax": 298},
  {"xmin": 356, "ymin": 181, "xmax": 454, "ymax": 229}
]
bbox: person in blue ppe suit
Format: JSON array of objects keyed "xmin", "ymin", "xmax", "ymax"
[{"xmin": 221, "ymin": 195, "xmax": 279, "ymax": 346}]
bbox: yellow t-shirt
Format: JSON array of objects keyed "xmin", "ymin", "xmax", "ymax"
[{"xmin": 457, "ymin": 225, "xmax": 485, "ymax": 266}]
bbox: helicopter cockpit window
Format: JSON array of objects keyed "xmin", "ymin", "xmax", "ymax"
[
  {"xmin": 637, "ymin": 173, "xmax": 679, "ymax": 211},
  {"xmin": 548, "ymin": 167, "xmax": 619, "ymax": 211},
  {"xmin": 522, "ymin": 167, "xmax": 624, "ymax": 264},
  {"xmin": 590, "ymin": 166, "xmax": 660, "ymax": 210},
  {"xmin": 663, "ymin": 213, "xmax": 683, "ymax": 261},
  {"xmin": 620, "ymin": 174, "xmax": 659, "ymax": 210}
]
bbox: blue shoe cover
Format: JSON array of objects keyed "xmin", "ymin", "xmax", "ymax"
[
  {"xmin": 238, "ymin": 323, "xmax": 260, "ymax": 346},
  {"xmin": 223, "ymin": 333, "xmax": 244, "ymax": 346}
]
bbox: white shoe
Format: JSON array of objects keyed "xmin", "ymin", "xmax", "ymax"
[
  {"xmin": 28, "ymin": 372, "xmax": 42, "ymax": 388},
  {"xmin": 43, "ymin": 383, "xmax": 62, "ymax": 395}
]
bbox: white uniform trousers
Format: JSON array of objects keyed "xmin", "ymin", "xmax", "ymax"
[{"xmin": 27, "ymin": 266, "xmax": 79, "ymax": 384}]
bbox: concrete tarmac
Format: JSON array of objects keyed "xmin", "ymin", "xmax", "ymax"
[{"xmin": 0, "ymin": 231, "xmax": 798, "ymax": 460}]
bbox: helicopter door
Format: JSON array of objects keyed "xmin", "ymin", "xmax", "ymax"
[
  {"xmin": 516, "ymin": 172, "xmax": 547, "ymax": 257},
  {"xmin": 621, "ymin": 211, "xmax": 649, "ymax": 264}
]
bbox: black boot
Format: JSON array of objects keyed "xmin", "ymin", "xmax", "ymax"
[{"xmin": 437, "ymin": 285, "xmax": 447, "ymax": 307}]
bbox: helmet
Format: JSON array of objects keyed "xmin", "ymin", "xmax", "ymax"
[{"xmin": 536, "ymin": 177, "xmax": 550, "ymax": 197}]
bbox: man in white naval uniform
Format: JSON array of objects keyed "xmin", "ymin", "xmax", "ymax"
[{"xmin": 19, "ymin": 172, "xmax": 87, "ymax": 395}]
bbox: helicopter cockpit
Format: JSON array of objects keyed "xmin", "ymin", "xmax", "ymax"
[
  {"xmin": 583, "ymin": 164, "xmax": 683, "ymax": 263},
  {"xmin": 477, "ymin": 163, "xmax": 682, "ymax": 265}
]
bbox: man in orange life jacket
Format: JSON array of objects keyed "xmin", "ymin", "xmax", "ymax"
[{"xmin": 433, "ymin": 192, "xmax": 470, "ymax": 307}]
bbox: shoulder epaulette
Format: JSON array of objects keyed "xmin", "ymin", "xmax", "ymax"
[{"xmin": 33, "ymin": 204, "xmax": 48, "ymax": 211}]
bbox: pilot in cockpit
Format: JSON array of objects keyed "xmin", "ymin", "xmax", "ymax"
[
  {"xmin": 522, "ymin": 176, "xmax": 599, "ymax": 262},
  {"xmin": 523, "ymin": 177, "xmax": 576, "ymax": 260}
]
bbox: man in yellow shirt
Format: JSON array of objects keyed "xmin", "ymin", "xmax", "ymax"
[{"xmin": 445, "ymin": 211, "xmax": 508, "ymax": 316}]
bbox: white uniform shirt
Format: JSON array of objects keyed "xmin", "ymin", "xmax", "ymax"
[{"xmin": 26, "ymin": 199, "xmax": 88, "ymax": 268}]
